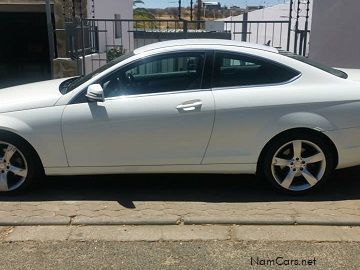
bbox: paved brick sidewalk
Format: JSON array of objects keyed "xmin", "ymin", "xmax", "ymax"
[{"xmin": 0, "ymin": 167, "xmax": 359, "ymax": 226}]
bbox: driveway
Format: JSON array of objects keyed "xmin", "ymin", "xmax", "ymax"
[{"xmin": 0, "ymin": 166, "xmax": 359, "ymax": 225}]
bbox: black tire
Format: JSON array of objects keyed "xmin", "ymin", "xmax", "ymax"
[
  {"xmin": 259, "ymin": 132, "xmax": 335, "ymax": 195},
  {"xmin": 0, "ymin": 134, "xmax": 42, "ymax": 194}
]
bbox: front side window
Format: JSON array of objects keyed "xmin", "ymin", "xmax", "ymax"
[
  {"xmin": 60, "ymin": 52, "xmax": 134, "ymax": 94},
  {"xmin": 212, "ymin": 52, "xmax": 300, "ymax": 88},
  {"xmin": 100, "ymin": 52, "xmax": 205, "ymax": 98}
]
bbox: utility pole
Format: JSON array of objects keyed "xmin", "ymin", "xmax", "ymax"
[
  {"xmin": 45, "ymin": 0, "xmax": 55, "ymax": 78},
  {"xmin": 197, "ymin": 0, "xmax": 202, "ymax": 20},
  {"xmin": 190, "ymin": 0, "xmax": 193, "ymax": 21},
  {"xmin": 286, "ymin": 0, "xmax": 293, "ymax": 51},
  {"xmin": 302, "ymin": 0, "xmax": 311, "ymax": 56},
  {"xmin": 294, "ymin": 0, "xmax": 300, "ymax": 54},
  {"xmin": 195, "ymin": 0, "xmax": 202, "ymax": 29},
  {"xmin": 241, "ymin": 9, "xmax": 248, "ymax": 42},
  {"xmin": 178, "ymin": 0, "xmax": 182, "ymax": 20}
]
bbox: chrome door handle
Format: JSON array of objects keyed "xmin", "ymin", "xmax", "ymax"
[{"xmin": 176, "ymin": 100, "xmax": 203, "ymax": 112}]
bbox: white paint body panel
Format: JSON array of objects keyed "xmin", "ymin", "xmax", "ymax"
[
  {"xmin": 46, "ymin": 164, "xmax": 256, "ymax": 176},
  {"xmin": 0, "ymin": 40, "xmax": 360, "ymax": 176},
  {"xmin": 0, "ymin": 106, "xmax": 68, "ymax": 167},
  {"xmin": 62, "ymin": 91, "xmax": 215, "ymax": 166},
  {"xmin": 203, "ymin": 81, "xmax": 360, "ymax": 164},
  {"xmin": 0, "ymin": 79, "xmax": 65, "ymax": 113}
]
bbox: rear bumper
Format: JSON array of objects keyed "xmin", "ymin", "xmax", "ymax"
[{"xmin": 325, "ymin": 127, "xmax": 360, "ymax": 169}]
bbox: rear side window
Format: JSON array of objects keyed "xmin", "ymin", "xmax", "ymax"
[{"xmin": 212, "ymin": 52, "xmax": 300, "ymax": 88}]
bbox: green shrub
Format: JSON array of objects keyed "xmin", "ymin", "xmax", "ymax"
[{"xmin": 107, "ymin": 46, "xmax": 126, "ymax": 62}]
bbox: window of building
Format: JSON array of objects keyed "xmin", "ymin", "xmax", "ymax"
[{"xmin": 114, "ymin": 14, "xmax": 122, "ymax": 39}]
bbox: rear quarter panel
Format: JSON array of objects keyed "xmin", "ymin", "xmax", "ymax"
[{"xmin": 203, "ymin": 76, "xmax": 360, "ymax": 165}]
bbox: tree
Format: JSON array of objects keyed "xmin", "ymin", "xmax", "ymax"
[
  {"xmin": 134, "ymin": 8, "xmax": 155, "ymax": 20},
  {"xmin": 133, "ymin": 0, "xmax": 144, "ymax": 7},
  {"xmin": 134, "ymin": 8, "xmax": 157, "ymax": 29}
]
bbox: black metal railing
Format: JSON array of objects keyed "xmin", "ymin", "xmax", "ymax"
[
  {"xmin": 223, "ymin": 20, "xmax": 290, "ymax": 49},
  {"xmin": 62, "ymin": 18, "xmax": 293, "ymax": 75}
]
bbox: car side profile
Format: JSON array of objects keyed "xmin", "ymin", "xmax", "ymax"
[{"xmin": 1, "ymin": 39, "xmax": 360, "ymax": 194}]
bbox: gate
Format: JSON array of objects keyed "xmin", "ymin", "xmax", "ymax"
[{"xmin": 289, "ymin": 0, "xmax": 312, "ymax": 56}]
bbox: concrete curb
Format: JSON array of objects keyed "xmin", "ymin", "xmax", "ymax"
[
  {"xmin": 2, "ymin": 225, "xmax": 360, "ymax": 242},
  {"xmin": 1, "ymin": 217, "xmax": 360, "ymax": 226},
  {"xmin": 295, "ymin": 218, "xmax": 360, "ymax": 226},
  {"xmin": 184, "ymin": 216, "xmax": 295, "ymax": 225},
  {"xmin": 0, "ymin": 217, "xmax": 71, "ymax": 226},
  {"xmin": 185, "ymin": 217, "xmax": 360, "ymax": 226},
  {"xmin": 71, "ymin": 217, "xmax": 180, "ymax": 226}
]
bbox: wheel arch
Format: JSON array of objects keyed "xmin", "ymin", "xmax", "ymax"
[
  {"xmin": 256, "ymin": 127, "xmax": 339, "ymax": 175},
  {"xmin": 0, "ymin": 129, "xmax": 45, "ymax": 174}
]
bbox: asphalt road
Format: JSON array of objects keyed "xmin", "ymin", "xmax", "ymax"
[{"xmin": 0, "ymin": 240, "xmax": 358, "ymax": 270}]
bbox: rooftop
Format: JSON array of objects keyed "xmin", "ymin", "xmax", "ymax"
[{"xmin": 133, "ymin": 39, "xmax": 279, "ymax": 54}]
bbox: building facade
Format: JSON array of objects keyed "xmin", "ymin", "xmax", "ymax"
[
  {"xmin": 0, "ymin": 0, "xmax": 133, "ymax": 87},
  {"xmin": 0, "ymin": 0, "xmax": 53, "ymax": 88},
  {"xmin": 309, "ymin": 0, "xmax": 360, "ymax": 68},
  {"xmin": 218, "ymin": 2, "xmax": 312, "ymax": 54}
]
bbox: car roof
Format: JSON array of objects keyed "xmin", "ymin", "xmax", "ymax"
[{"xmin": 133, "ymin": 39, "xmax": 279, "ymax": 54}]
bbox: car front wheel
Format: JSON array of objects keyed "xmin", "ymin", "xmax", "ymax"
[
  {"xmin": 0, "ymin": 136, "xmax": 39, "ymax": 194},
  {"xmin": 261, "ymin": 133, "xmax": 335, "ymax": 194}
]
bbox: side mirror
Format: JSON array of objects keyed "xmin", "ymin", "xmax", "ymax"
[{"xmin": 86, "ymin": 84, "xmax": 104, "ymax": 102}]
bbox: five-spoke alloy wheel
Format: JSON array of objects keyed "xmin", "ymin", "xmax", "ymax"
[
  {"xmin": 0, "ymin": 135, "xmax": 40, "ymax": 194},
  {"xmin": 261, "ymin": 133, "xmax": 334, "ymax": 194},
  {"xmin": 0, "ymin": 142, "xmax": 28, "ymax": 192}
]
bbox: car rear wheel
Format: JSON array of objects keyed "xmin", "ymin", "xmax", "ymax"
[
  {"xmin": 261, "ymin": 133, "xmax": 335, "ymax": 194},
  {"xmin": 0, "ymin": 137, "xmax": 40, "ymax": 194}
]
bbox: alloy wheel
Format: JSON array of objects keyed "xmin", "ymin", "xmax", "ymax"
[
  {"xmin": 271, "ymin": 140, "xmax": 326, "ymax": 192},
  {"xmin": 0, "ymin": 141, "xmax": 28, "ymax": 192}
]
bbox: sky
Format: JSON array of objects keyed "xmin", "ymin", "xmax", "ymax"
[{"xmin": 141, "ymin": 0, "xmax": 288, "ymax": 9}]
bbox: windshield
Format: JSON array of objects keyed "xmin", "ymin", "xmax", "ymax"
[
  {"xmin": 280, "ymin": 51, "xmax": 348, "ymax": 79},
  {"xmin": 59, "ymin": 52, "xmax": 134, "ymax": 94}
]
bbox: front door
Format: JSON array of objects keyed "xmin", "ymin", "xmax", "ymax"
[{"xmin": 62, "ymin": 51, "xmax": 215, "ymax": 166}]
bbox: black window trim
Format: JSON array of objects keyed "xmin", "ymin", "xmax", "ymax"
[
  {"xmin": 210, "ymin": 50, "xmax": 302, "ymax": 90},
  {"xmin": 70, "ymin": 50, "xmax": 212, "ymax": 104}
]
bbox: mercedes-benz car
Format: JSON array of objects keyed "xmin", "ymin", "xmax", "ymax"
[{"xmin": 1, "ymin": 39, "xmax": 360, "ymax": 194}]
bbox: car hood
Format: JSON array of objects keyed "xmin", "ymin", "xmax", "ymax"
[{"xmin": 0, "ymin": 78, "xmax": 67, "ymax": 113}]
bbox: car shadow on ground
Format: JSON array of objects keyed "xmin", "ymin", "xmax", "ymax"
[{"xmin": 0, "ymin": 166, "xmax": 359, "ymax": 207}]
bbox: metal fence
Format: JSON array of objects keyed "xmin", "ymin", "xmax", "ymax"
[
  {"xmin": 63, "ymin": 18, "xmax": 293, "ymax": 75},
  {"xmin": 223, "ymin": 20, "xmax": 290, "ymax": 49}
]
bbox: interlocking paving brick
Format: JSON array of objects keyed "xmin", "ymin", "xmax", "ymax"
[{"xmin": 0, "ymin": 169, "xmax": 359, "ymax": 226}]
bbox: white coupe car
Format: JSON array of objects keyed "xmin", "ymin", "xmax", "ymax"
[{"xmin": 1, "ymin": 39, "xmax": 360, "ymax": 194}]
